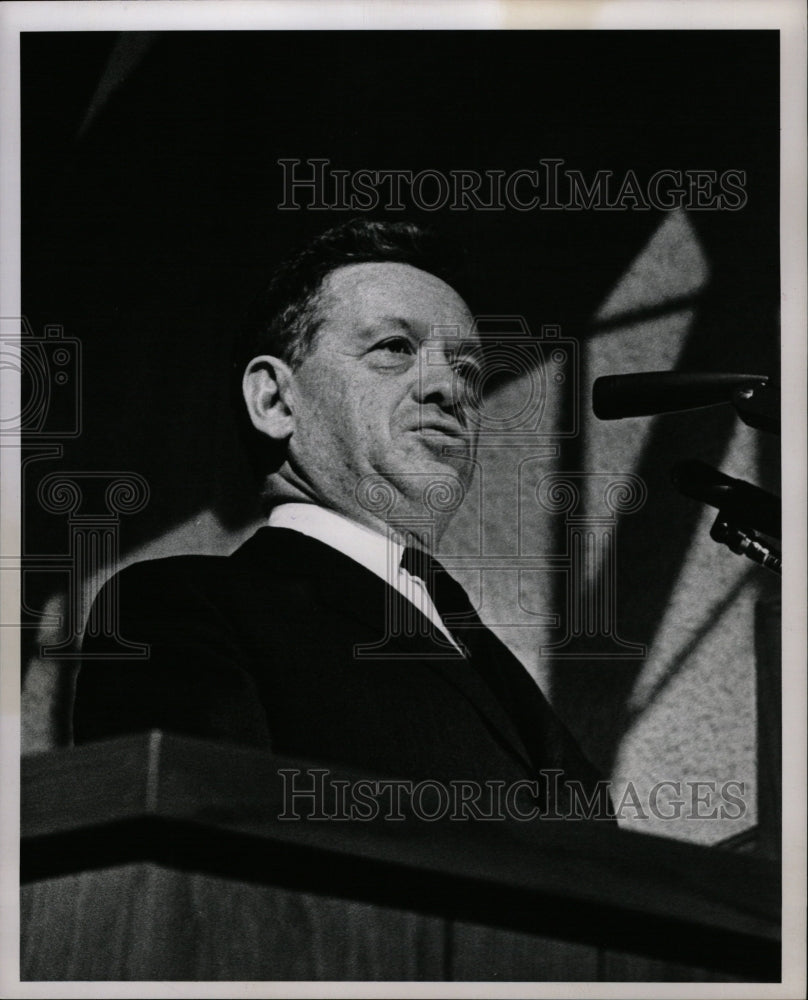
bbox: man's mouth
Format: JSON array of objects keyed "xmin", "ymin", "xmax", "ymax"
[
  {"xmin": 416, "ymin": 421, "xmax": 466, "ymax": 440},
  {"xmin": 412, "ymin": 423, "xmax": 470, "ymax": 452}
]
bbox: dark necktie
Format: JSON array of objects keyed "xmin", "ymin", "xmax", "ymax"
[
  {"xmin": 400, "ymin": 544, "xmax": 519, "ymax": 726},
  {"xmin": 401, "ymin": 548, "xmax": 609, "ymax": 813},
  {"xmin": 399, "ymin": 546, "xmax": 485, "ymax": 659}
]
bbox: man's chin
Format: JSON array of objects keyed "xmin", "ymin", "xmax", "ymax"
[
  {"xmin": 398, "ymin": 441, "xmax": 476, "ymax": 491},
  {"xmin": 353, "ymin": 454, "xmax": 473, "ymax": 535}
]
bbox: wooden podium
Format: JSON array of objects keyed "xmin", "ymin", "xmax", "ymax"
[{"xmin": 21, "ymin": 732, "xmax": 780, "ymax": 982}]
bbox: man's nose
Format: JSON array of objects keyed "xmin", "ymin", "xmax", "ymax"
[{"xmin": 414, "ymin": 349, "xmax": 459, "ymax": 411}]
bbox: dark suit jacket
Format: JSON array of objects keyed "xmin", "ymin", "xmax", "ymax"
[{"xmin": 74, "ymin": 527, "xmax": 607, "ymax": 810}]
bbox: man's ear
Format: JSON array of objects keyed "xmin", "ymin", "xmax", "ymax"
[{"xmin": 242, "ymin": 355, "xmax": 295, "ymax": 442}]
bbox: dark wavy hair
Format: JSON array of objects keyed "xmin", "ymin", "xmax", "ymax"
[
  {"xmin": 233, "ymin": 217, "xmax": 470, "ymax": 372},
  {"xmin": 232, "ymin": 218, "xmax": 471, "ymax": 479}
]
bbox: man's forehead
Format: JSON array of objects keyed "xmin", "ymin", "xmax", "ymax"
[{"xmin": 318, "ymin": 261, "xmax": 474, "ymax": 335}]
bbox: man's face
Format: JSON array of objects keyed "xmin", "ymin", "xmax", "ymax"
[{"xmin": 284, "ymin": 261, "xmax": 480, "ymax": 532}]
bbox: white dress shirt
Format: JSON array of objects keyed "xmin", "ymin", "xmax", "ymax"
[{"xmin": 268, "ymin": 502, "xmax": 461, "ymax": 650}]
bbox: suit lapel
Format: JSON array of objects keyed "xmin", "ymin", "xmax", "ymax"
[{"xmin": 232, "ymin": 526, "xmax": 535, "ymax": 774}]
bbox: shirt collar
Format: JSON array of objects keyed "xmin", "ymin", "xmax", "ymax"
[{"xmin": 268, "ymin": 503, "xmax": 404, "ymax": 588}]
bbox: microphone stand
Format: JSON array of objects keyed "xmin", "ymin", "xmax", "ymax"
[
  {"xmin": 590, "ymin": 371, "xmax": 782, "ymax": 577},
  {"xmin": 709, "ymin": 514, "xmax": 782, "ymax": 576}
]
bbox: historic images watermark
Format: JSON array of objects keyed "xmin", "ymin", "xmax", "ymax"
[
  {"xmin": 277, "ymin": 767, "xmax": 748, "ymax": 823},
  {"xmin": 277, "ymin": 158, "xmax": 749, "ymax": 213}
]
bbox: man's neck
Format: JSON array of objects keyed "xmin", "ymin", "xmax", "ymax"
[{"xmin": 264, "ymin": 474, "xmax": 444, "ymax": 548}]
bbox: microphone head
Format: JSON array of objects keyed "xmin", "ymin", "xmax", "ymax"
[
  {"xmin": 671, "ymin": 459, "xmax": 781, "ymax": 539},
  {"xmin": 593, "ymin": 372, "xmax": 768, "ymax": 420},
  {"xmin": 671, "ymin": 459, "xmax": 735, "ymax": 503}
]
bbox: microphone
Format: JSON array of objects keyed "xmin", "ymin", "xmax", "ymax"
[
  {"xmin": 671, "ymin": 459, "xmax": 781, "ymax": 539},
  {"xmin": 592, "ymin": 372, "xmax": 769, "ymax": 420}
]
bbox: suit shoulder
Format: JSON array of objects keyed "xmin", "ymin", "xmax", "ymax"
[
  {"xmin": 98, "ymin": 554, "xmax": 236, "ymax": 608},
  {"xmin": 112, "ymin": 553, "xmax": 227, "ymax": 585},
  {"xmin": 118, "ymin": 555, "xmax": 227, "ymax": 576}
]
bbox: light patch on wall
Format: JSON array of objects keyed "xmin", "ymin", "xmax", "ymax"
[
  {"xmin": 582, "ymin": 210, "xmax": 711, "ymax": 585},
  {"xmin": 595, "ymin": 208, "xmax": 710, "ymax": 321},
  {"xmin": 625, "ymin": 441, "xmax": 759, "ymax": 717},
  {"xmin": 610, "ymin": 422, "xmax": 760, "ymax": 844},
  {"xmin": 22, "ymin": 593, "xmax": 69, "ymax": 755}
]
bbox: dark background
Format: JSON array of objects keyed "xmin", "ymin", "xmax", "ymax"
[{"xmin": 20, "ymin": 31, "xmax": 780, "ymax": 775}]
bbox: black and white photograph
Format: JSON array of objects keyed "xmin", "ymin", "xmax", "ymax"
[{"xmin": 2, "ymin": 0, "xmax": 805, "ymax": 994}]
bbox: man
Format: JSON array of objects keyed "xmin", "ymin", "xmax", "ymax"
[{"xmin": 73, "ymin": 219, "xmax": 606, "ymax": 812}]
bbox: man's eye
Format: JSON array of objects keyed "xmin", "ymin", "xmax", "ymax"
[{"xmin": 375, "ymin": 337, "xmax": 414, "ymax": 356}]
